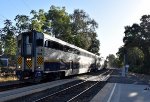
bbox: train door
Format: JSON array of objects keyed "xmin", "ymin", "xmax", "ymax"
[
  {"xmin": 17, "ymin": 34, "xmax": 23, "ymax": 71},
  {"xmin": 22, "ymin": 32, "xmax": 34, "ymax": 71},
  {"xmin": 35, "ymin": 32, "xmax": 44, "ymax": 72},
  {"xmin": 69, "ymin": 60, "xmax": 73, "ymax": 74}
]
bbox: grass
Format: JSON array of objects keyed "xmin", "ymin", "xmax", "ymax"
[
  {"xmin": 0, "ymin": 75, "xmax": 18, "ymax": 82},
  {"xmin": 0, "ymin": 67, "xmax": 18, "ymax": 82}
]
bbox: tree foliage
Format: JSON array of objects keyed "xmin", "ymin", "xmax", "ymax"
[
  {"xmin": 14, "ymin": 15, "xmax": 31, "ymax": 33},
  {"xmin": 30, "ymin": 9, "xmax": 51, "ymax": 33},
  {"xmin": 121, "ymin": 15, "xmax": 150, "ymax": 74},
  {"xmin": 106, "ymin": 54, "xmax": 116, "ymax": 67},
  {"xmin": 70, "ymin": 9, "xmax": 100, "ymax": 53},
  {"xmin": 0, "ymin": 5, "xmax": 101, "ymax": 58},
  {"xmin": 47, "ymin": 6, "xmax": 71, "ymax": 38},
  {"xmin": 106, "ymin": 54, "xmax": 123, "ymax": 68},
  {"xmin": 0, "ymin": 20, "xmax": 17, "ymax": 59}
]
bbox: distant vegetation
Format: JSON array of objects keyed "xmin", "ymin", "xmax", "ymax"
[
  {"xmin": 0, "ymin": 5, "xmax": 100, "ymax": 61},
  {"xmin": 106, "ymin": 54, "xmax": 123, "ymax": 68},
  {"xmin": 116, "ymin": 15, "xmax": 150, "ymax": 74},
  {"xmin": 105, "ymin": 15, "xmax": 150, "ymax": 75}
]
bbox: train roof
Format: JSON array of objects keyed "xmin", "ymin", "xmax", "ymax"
[{"xmin": 43, "ymin": 33, "xmax": 98, "ymax": 57}]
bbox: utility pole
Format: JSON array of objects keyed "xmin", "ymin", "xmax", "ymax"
[{"xmin": 122, "ymin": 48, "xmax": 129, "ymax": 77}]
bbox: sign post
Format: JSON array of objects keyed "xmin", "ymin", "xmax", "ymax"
[
  {"xmin": 125, "ymin": 65, "xmax": 129, "ymax": 76},
  {"xmin": 122, "ymin": 66, "xmax": 125, "ymax": 77}
]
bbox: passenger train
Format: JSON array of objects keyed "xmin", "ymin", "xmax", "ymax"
[{"xmin": 16, "ymin": 30, "xmax": 101, "ymax": 81}]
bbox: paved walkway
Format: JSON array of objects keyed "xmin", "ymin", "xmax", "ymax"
[{"xmin": 91, "ymin": 68, "xmax": 150, "ymax": 102}]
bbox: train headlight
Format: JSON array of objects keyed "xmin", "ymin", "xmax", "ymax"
[
  {"xmin": 27, "ymin": 58, "xmax": 31, "ymax": 61},
  {"xmin": 36, "ymin": 66, "xmax": 41, "ymax": 69},
  {"xmin": 18, "ymin": 65, "xmax": 21, "ymax": 69}
]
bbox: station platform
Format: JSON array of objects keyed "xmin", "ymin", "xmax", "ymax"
[
  {"xmin": 91, "ymin": 82, "xmax": 150, "ymax": 102},
  {"xmin": 0, "ymin": 78, "xmax": 77, "ymax": 102},
  {"xmin": 91, "ymin": 69, "xmax": 150, "ymax": 102}
]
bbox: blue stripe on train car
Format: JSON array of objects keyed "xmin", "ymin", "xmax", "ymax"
[{"xmin": 44, "ymin": 62, "xmax": 81, "ymax": 71}]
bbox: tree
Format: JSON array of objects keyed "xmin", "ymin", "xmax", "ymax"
[
  {"xmin": 47, "ymin": 6, "xmax": 71, "ymax": 39},
  {"xmin": 30, "ymin": 9, "xmax": 51, "ymax": 33},
  {"xmin": 117, "ymin": 46, "xmax": 144, "ymax": 72},
  {"xmin": 70, "ymin": 9, "xmax": 100, "ymax": 53},
  {"xmin": 123, "ymin": 15, "xmax": 150, "ymax": 73},
  {"xmin": 0, "ymin": 20, "xmax": 17, "ymax": 58},
  {"xmin": 106, "ymin": 54, "xmax": 116, "ymax": 67},
  {"xmin": 0, "ymin": 39, "xmax": 3, "ymax": 55},
  {"xmin": 88, "ymin": 33, "xmax": 100, "ymax": 54},
  {"xmin": 103, "ymin": 60, "xmax": 108, "ymax": 69},
  {"xmin": 14, "ymin": 15, "xmax": 31, "ymax": 33}
]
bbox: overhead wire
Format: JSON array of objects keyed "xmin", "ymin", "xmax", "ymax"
[
  {"xmin": 22, "ymin": 0, "xmax": 32, "ymax": 11},
  {"xmin": 0, "ymin": 14, "xmax": 7, "ymax": 20},
  {"xmin": 9, "ymin": 0, "xmax": 25, "ymax": 15}
]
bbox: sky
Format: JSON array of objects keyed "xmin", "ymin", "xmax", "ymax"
[{"xmin": 0, "ymin": 0, "xmax": 150, "ymax": 59}]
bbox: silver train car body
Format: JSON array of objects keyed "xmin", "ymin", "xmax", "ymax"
[{"xmin": 16, "ymin": 30, "xmax": 101, "ymax": 81}]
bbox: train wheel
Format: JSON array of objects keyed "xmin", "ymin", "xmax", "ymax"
[{"xmin": 17, "ymin": 74, "xmax": 24, "ymax": 81}]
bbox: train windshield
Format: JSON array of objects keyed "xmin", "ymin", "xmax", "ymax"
[{"xmin": 36, "ymin": 39, "xmax": 43, "ymax": 46}]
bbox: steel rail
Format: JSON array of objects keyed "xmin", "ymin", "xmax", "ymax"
[
  {"xmin": 34, "ymin": 70, "xmax": 111, "ymax": 102},
  {"xmin": 67, "ymin": 70, "xmax": 113, "ymax": 102}
]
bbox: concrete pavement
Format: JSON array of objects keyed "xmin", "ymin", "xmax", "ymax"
[{"xmin": 91, "ymin": 68, "xmax": 150, "ymax": 102}]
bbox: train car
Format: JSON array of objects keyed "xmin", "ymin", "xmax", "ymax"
[
  {"xmin": 16, "ymin": 30, "xmax": 101, "ymax": 81},
  {"xmin": 0, "ymin": 58, "xmax": 8, "ymax": 68}
]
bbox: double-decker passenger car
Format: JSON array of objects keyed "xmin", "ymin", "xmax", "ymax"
[{"xmin": 16, "ymin": 30, "xmax": 101, "ymax": 81}]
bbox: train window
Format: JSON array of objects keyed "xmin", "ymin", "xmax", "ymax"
[
  {"xmin": 36, "ymin": 39, "xmax": 43, "ymax": 46},
  {"xmin": 74, "ymin": 49, "xmax": 80, "ymax": 54},
  {"xmin": 54, "ymin": 42, "xmax": 60, "ymax": 50},
  {"xmin": 73, "ymin": 49, "xmax": 76, "ymax": 54},
  {"xmin": 45, "ymin": 40, "xmax": 62, "ymax": 51},
  {"xmin": 44, "ymin": 40, "xmax": 48, "ymax": 47},
  {"xmin": 44, "ymin": 40, "xmax": 50, "ymax": 47},
  {"xmin": 59, "ymin": 44, "xmax": 63, "ymax": 51},
  {"xmin": 18, "ymin": 40, "xmax": 21, "ymax": 47},
  {"xmin": 50, "ymin": 41, "xmax": 59, "ymax": 50},
  {"xmin": 27, "ymin": 34, "xmax": 32, "ymax": 43},
  {"xmin": 63, "ymin": 46, "xmax": 66, "ymax": 52},
  {"xmin": 68, "ymin": 47, "xmax": 73, "ymax": 52},
  {"xmin": 48, "ymin": 41, "xmax": 51, "ymax": 47},
  {"xmin": 77, "ymin": 50, "xmax": 80, "ymax": 55},
  {"xmin": 64, "ymin": 46, "xmax": 73, "ymax": 52},
  {"xmin": 63, "ymin": 45, "xmax": 69, "ymax": 52}
]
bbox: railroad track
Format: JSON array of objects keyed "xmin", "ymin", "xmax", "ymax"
[
  {"xmin": 0, "ymin": 69, "xmax": 107, "ymax": 92},
  {"xmin": 33, "ymin": 70, "xmax": 112, "ymax": 102},
  {"xmin": 2, "ymin": 69, "xmax": 111, "ymax": 102}
]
